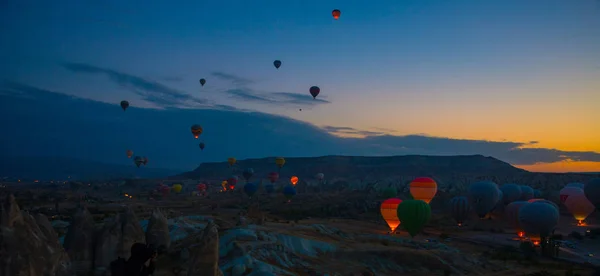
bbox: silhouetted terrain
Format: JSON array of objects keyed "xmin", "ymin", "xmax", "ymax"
[
  {"xmin": 177, "ymin": 155, "xmax": 599, "ymax": 192},
  {"xmin": 0, "ymin": 156, "xmax": 181, "ymax": 180}
]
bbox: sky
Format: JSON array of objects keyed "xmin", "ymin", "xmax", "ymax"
[{"xmin": 1, "ymin": 0, "xmax": 599, "ymax": 172}]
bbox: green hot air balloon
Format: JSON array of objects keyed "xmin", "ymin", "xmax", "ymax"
[
  {"xmin": 397, "ymin": 199, "xmax": 431, "ymax": 237},
  {"xmin": 381, "ymin": 187, "xmax": 397, "ymax": 198}
]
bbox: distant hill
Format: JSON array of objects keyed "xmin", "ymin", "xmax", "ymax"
[
  {"xmin": 175, "ymin": 155, "xmax": 599, "ymax": 192},
  {"xmin": 0, "ymin": 156, "xmax": 182, "ymax": 181}
]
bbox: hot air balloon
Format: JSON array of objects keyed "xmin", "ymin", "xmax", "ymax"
[
  {"xmin": 309, "ymin": 86, "xmax": 320, "ymax": 99},
  {"xmin": 267, "ymin": 172, "xmax": 279, "ymax": 184},
  {"xmin": 409, "ymin": 177, "xmax": 437, "ymax": 204},
  {"xmin": 273, "ymin": 60, "xmax": 282, "ymax": 69},
  {"xmin": 275, "ymin": 157, "xmax": 285, "ymax": 171},
  {"xmin": 468, "ymin": 181, "xmax": 500, "ymax": 218},
  {"xmin": 133, "ymin": 156, "xmax": 144, "ymax": 168},
  {"xmin": 221, "ymin": 180, "xmax": 228, "ymax": 191},
  {"xmin": 199, "ymin": 142, "xmax": 205, "ymax": 151},
  {"xmin": 120, "ymin": 100, "xmax": 129, "ymax": 111},
  {"xmin": 519, "ymin": 185, "xmax": 534, "ymax": 201},
  {"xmin": 191, "ymin": 124, "xmax": 203, "ymax": 139},
  {"xmin": 505, "ymin": 201, "xmax": 530, "ymax": 238},
  {"xmin": 380, "ymin": 198, "xmax": 402, "ymax": 232},
  {"xmin": 449, "ymin": 196, "xmax": 470, "ymax": 226},
  {"xmin": 265, "ymin": 184, "xmax": 275, "ymax": 194},
  {"xmin": 584, "ymin": 178, "xmax": 600, "ymax": 209},
  {"xmin": 173, "ymin": 184, "xmax": 183, "ymax": 193},
  {"xmin": 244, "ymin": 182, "xmax": 258, "ymax": 197},
  {"xmin": 290, "ymin": 176, "xmax": 299, "ymax": 186},
  {"xmin": 527, "ymin": 199, "xmax": 559, "ymax": 212},
  {"xmin": 381, "ymin": 187, "xmax": 397, "ymax": 198},
  {"xmin": 397, "ymin": 200, "xmax": 431, "ymax": 237},
  {"xmin": 567, "ymin": 182, "xmax": 585, "ymax": 189},
  {"xmin": 227, "ymin": 157, "xmax": 237, "ymax": 167},
  {"xmin": 564, "ymin": 192, "xmax": 595, "ymax": 226},
  {"xmin": 197, "ymin": 183, "xmax": 207, "ymax": 193},
  {"xmin": 283, "ymin": 185, "xmax": 296, "ymax": 201},
  {"xmin": 243, "ymin": 168, "xmax": 254, "ymax": 182},
  {"xmin": 533, "ymin": 189, "xmax": 542, "ymax": 198},
  {"xmin": 332, "ymin": 9, "xmax": 341, "ymax": 20},
  {"xmin": 126, "ymin": 150, "xmax": 133, "ymax": 158},
  {"xmin": 559, "ymin": 186, "xmax": 582, "ymax": 204},
  {"xmin": 142, "ymin": 157, "xmax": 148, "ymax": 166},
  {"xmin": 199, "ymin": 78, "xmax": 206, "ymax": 86},
  {"xmin": 316, "ymin": 173, "xmax": 324, "ymax": 181},
  {"xmin": 500, "ymin": 183, "xmax": 522, "ymax": 204},
  {"xmin": 518, "ymin": 201, "xmax": 559, "ymax": 242},
  {"xmin": 227, "ymin": 177, "xmax": 238, "ymax": 190}
]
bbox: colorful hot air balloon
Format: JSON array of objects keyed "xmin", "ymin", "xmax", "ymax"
[
  {"xmin": 309, "ymin": 86, "xmax": 320, "ymax": 99},
  {"xmin": 499, "ymin": 183, "xmax": 522, "ymax": 204},
  {"xmin": 564, "ymin": 192, "xmax": 595, "ymax": 226},
  {"xmin": 380, "ymin": 198, "xmax": 402, "ymax": 232},
  {"xmin": 227, "ymin": 176, "xmax": 238, "ymax": 190},
  {"xmin": 199, "ymin": 78, "xmax": 206, "ymax": 86},
  {"xmin": 120, "ymin": 100, "xmax": 129, "ymax": 111},
  {"xmin": 584, "ymin": 178, "xmax": 600, "ymax": 209},
  {"xmin": 397, "ymin": 200, "xmax": 431, "ymax": 237},
  {"xmin": 221, "ymin": 180, "xmax": 228, "ymax": 191},
  {"xmin": 381, "ymin": 187, "xmax": 397, "ymax": 198},
  {"xmin": 290, "ymin": 176, "xmax": 299, "ymax": 186},
  {"xmin": 172, "ymin": 184, "xmax": 183, "ymax": 193},
  {"xmin": 559, "ymin": 186, "xmax": 582, "ymax": 204},
  {"xmin": 519, "ymin": 185, "xmax": 534, "ymax": 201},
  {"xmin": 126, "ymin": 150, "xmax": 133, "ymax": 158},
  {"xmin": 267, "ymin": 172, "xmax": 279, "ymax": 184},
  {"xmin": 283, "ymin": 185, "xmax": 296, "ymax": 200},
  {"xmin": 275, "ymin": 157, "xmax": 285, "ymax": 170},
  {"xmin": 518, "ymin": 201, "xmax": 559, "ymax": 240},
  {"xmin": 227, "ymin": 157, "xmax": 237, "ymax": 167},
  {"xmin": 468, "ymin": 181, "xmax": 500, "ymax": 218},
  {"xmin": 244, "ymin": 182, "xmax": 258, "ymax": 197},
  {"xmin": 505, "ymin": 201, "xmax": 530, "ymax": 238},
  {"xmin": 450, "ymin": 196, "xmax": 470, "ymax": 226},
  {"xmin": 191, "ymin": 124, "xmax": 203, "ymax": 139},
  {"xmin": 199, "ymin": 142, "xmax": 205, "ymax": 151},
  {"xmin": 332, "ymin": 9, "xmax": 341, "ymax": 20},
  {"xmin": 133, "ymin": 156, "xmax": 144, "ymax": 168},
  {"xmin": 273, "ymin": 60, "xmax": 282, "ymax": 69},
  {"xmin": 243, "ymin": 168, "xmax": 254, "ymax": 182},
  {"xmin": 197, "ymin": 183, "xmax": 207, "ymax": 192},
  {"xmin": 409, "ymin": 177, "xmax": 437, "ymax": 204}
]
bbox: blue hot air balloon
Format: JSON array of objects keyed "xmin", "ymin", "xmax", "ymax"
[
  {"xmin": 500, "ymin": 183, "xmax": 522, "ymax": 204},
  {"xmin": 519, "ymin": 185, "xmax": 534, "ymax": 201},
  {"xmin": 243, "ymin": 168, "xmax": 254, "ymax": 182},
  {"xmin": 518, "ymin": 201, "xmax": 559, "ymax": 239},
  {"xmin": 533, "ymin": 189, "xmax": 542, "ymax": 198},
  {"xmin": 468, "ymin": 181, "xmax": 500, "ymax": 218},
  {"xmin": 450, "ymin": 196, "xmax": 470, "ymax": 226},
  {"xmin": 265, "ymin": 184, "xmax": 275, "ymax": 194},
  {"xmin": 283, "ymin": 185, "xmax": 297, "ymax": 200},
  {"xmin": 244, "ymin": 182, "xmax": 258, "ymax": 197}
]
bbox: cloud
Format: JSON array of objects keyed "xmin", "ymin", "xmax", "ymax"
[
  {"xmin": 224, "ymin": 89, "xmax": 331, "ymax": 106},
  {"xmin": 210, "ymin": 72, "xmax": 255, "ymax": 86},
  {"xmin": 1, "ymin": 82, "xmax": 599, "ymax": 170},
  {"xmin": 62, "ymin": 62, "xmax": 211, "ymax": 108},
  {"xmin": 322, "ymin": 126, "xmax": 385, "ymax": 137}
]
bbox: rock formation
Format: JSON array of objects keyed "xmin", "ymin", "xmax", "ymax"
[
  {"xmin": 0, "ymin": 194, "xmax": 72, "ymax": 275},
  {"xmin": 63, "ymin": 206, "xmax": 96, "ymax": 273},
  {"xmin": 146, "ymin": 208, "xmax": 170, "ymax": 250},
  {"xmin": 186, "ymin": 221, "xmax": 223, "ymax": 276},
  {"xmin": 94, "ymin": 207, "xmax": 145, "ymax": 272}
]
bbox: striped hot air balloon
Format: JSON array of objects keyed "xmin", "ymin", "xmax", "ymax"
[
  {"xmin": 409, "ymin": 177, "xmax": 437, "ymax": 204},
  {"xmin": 380, "ymin": 198, "xmax": 402, "ymax": 232}
]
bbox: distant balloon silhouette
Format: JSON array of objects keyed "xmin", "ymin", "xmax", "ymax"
[
  {"xmin": 309, "ymin": 86, "xmax": 320, "ymax": 99},
  {"xmin": 332, "ymin": 9, "xmax": 341, "ymax": 20},
  {"xmin": 199, "ymin": 78, "xmax": 206, "ymax": 86},
  {"xmin": 273, "ymin": 60, "xmax": 282, "ymax": 69},
  {"xmin": 120, "ymin": 100, "xmax": 129, "ymax": 111}
]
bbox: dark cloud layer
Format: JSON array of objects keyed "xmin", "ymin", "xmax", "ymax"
[
  {"xmin": 1, "ymin": 81, "xmax": 599, "ymax": 171},
  {"xmin": 225, "ymin": 89, "xmax": 331, "ymax": 106}
]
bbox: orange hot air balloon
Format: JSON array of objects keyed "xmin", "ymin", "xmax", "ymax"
[
  {"xmin": 380, "ymin": 198, "xmax": 402, "ymax": 232},
  {"xmin": 409, "ymin": 177, "xmax": 438, "ymax": 204},
  {"xmin": 126, "ymin": 150, "xmax": 133, "ymax": 158},
  {"xmin": 290, "ymin": 176, "xmax": 299, "ymax": 186},
  {"xmin": 332, "ymin": 9, "xmax": 341, "ymax": 20},
  {"xmin": 191, "ymin": 124, "xmax": 203, "ymax": 139}
]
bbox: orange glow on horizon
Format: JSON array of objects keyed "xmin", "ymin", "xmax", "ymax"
[{"xmin": 516, "ymin": 160, "xmax": 600, "ymax": 173}]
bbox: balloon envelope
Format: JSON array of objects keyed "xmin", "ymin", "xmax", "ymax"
[
  {"xmin": 560, "ymin": 186, "xmax": 583, "ymax": 204},
  {"xmin": 519, "ymin": 185, "xmax": 534, "ymax": 201},
  {"xmin": 227, "ymin": 157, "xmax": 237, "ymax": 167},
  {"xmin": 518, "ymin": 202, "xmax": 559, "ymax": 238},
  {"xmin": 273, "ymin": 60, "xmax": 282, "ymax": 69},
  {"xmin": 275, "ymin": 157, "xmax": 286, "ymax": 168},
  {"xmin": 172, "ymin": 184, "xmax": 183, "ymax": 193},
  {"xmin": 468, "ymin": 181, "xmax": 500, "ymax": 218},
  {"xmin": 309, "ymin": 86, "xmax": 320, "ymax": 99},
  {"xmin": 267, "ymin": 172, "xmax": 279, "ymax": 184},
  {"xmin": 566, "ymin": 182, "xmax": 585, "ymax": 189},
  {"xmin": 564, "ymin": 192, "xmax": 595, "ymax": 223},
  {"xmin": 584, "ymin": 178, "xmax": 600, "ymax": 209},
  {"xmin": 505, "ymin": 201, "xmax": 529, "ymax": 235},
  {"xmin": 500, "ymin": 184, "xmax": 522, "ymax": 204},
  {"xmin": 409, "ymin": 177, "xmax": 437, "ymax": 204},
  {"xmin": 316, "ymin": 173, "xmax": 324, "ymax": 181},
  {"xmin": 199, "ymin": 78, "xmax": 206, "ymax": 86},
  {"xmin": 450, "ymin": 196, "xmax": 470, "ymax": 225},
  {"xmin": 332, "ymin": 9, "xmax": 341, "ymax": 19},
  {"xmin": 397, "ymin": 200, "xmax": 431, "ymax": 237},
  {"xmin": 380, "ymin": 198, "xmax": 402, "ymax": 232},
  {"xmin": 290, "ymin": 176, "xmax": 299, "ymax": 186},
  {"xmin": 120, "ymin": 100, "xmax": 129, "ymax": 111}
]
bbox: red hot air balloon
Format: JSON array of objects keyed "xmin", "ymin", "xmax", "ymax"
[
  {"xmin": 268, "ymin": 172, "xmax": 279, "ymax": 184},
  {"xmin": 332, "ymin": 9, "xmax": 341, "ymax": 20},
  {"xmin": 309, "ymin": 86, "xmax": 320, "ymax": 99},
  {"xmin": 227, "ymin": 177, "xmax": 238, "ymax": 190}
]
